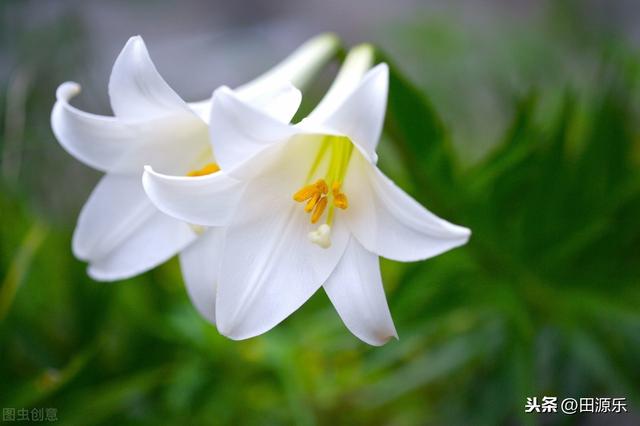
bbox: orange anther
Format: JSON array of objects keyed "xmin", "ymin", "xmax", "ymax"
[
  {"xmin": 315, "ymin": 179, "xmax": 329, "ymax": 194},
  {"xmin": 304, "ymin": 192, "xmax": 322, "ymax": 212},
  {"xmin": 311, "ymin": 197, "xmax": 328, "ymax": 223},
  {"xmin": 334, "ymin": 192, "xmax": 348, "ymax": 209},
  {"xmin": 293, "ymin": 184, "xmax": 317, "ymax": 202}
]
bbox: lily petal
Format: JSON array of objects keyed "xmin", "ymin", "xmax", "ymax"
[
  {"xmin": 319, "ymin": 64, "xmax": 388, "ymax": 163},
  {"xmin": 108, "ymin": 36, "xmax": 192, "ymax": 119},
  {"xmin": 187, "ymin": 99, "xmax": 212, "ymax": 122},
  {"xmin": 324, "ymin": 237, "xmax": 398, "ymax": 346},
  {"xmin": 179, "ymin": 227, "xmax": 225, "ymax": 324},
  {"xmin": 142, "ymin": 166, "xmax": 244, "ymax": 227},
  {"xmin": 345, "ymin": 155, "xmax": 471, "ymax": 262},
  {"xmin": 216, "ymin": 203, "xmax": 349, "ymax": 340},
  {"xmin": 304, "ymin": 43, "xmax": 374, "ymax": 124},
  {"xmin": 189, "ymin": 81, "xmax": 302, "ymax": 126},
  {"xmin": 190, "ymin": 33, "xmax": 337, "ymax": 124},
  {"xmin": 237, "ymin": 80, "xmax": 302, "ymax": 123},
  {"xmin": 51, "ymin": 82, "xmax": 208, "ymax": 174},
  {"xmin": 74, "ymin": 174, "xmax": 196, "ymax": 281},
  {"xmin": 88, "ymin": 210, "xmax": 196, "ymax": 281},
  {"xmin": 236, "ymin": 33, "xmax": 340, "ymax": 95},
  {"xmin": 214, "ymin": 138, "xmax": 349, "ymax": 340},
  {"xmin": 208, "ymin": 86, "xmax": 297, "ymax": 171},
  {"xmin": 73, "ymin": 174, "xmax": 153, "ymax": 261}
]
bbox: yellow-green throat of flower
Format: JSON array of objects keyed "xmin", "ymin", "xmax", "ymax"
[
  {"xmin": 292, "ymin": 135, "xmax": 353, "ymax": 248},
  {"xmin": 185, "ymin": 162, "xmax": 220, "ymax": 236},
  {"xmin": 186, "ymin": 162, "xmax": 220, "ymax": 177}
]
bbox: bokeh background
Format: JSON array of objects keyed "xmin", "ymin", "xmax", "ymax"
[{"xmin": 1, "ymin": 0, "xmax": 639, "ymax": 424}]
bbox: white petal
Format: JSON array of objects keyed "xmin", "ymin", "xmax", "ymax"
[
  {"xmin": 187, "ymin": 99, "xmax": 212, "ymax": 122},
  {"xmin": 318, "ymin": 64, "xmax": 388, "ymax": 162},
  {"xmin": 108, "ymin": 36, "xmax": 192, "ymax": 119},
  {"xmin": 142, "ymin": 166, "xmax": 244, "ymax": 227},
  {"xmin": 214, "ymin": 138, "xmax": 349, "ymax": 339},
  {"xmin": 208, "ymin": 86, "xmax": 296, "ymax": 170},
  {"xmin": 88, "ymin": 210, "xmax": 196, "ymax": 281},
  {"xmin": 191, "ymin": 33, "xmax": 337, "ymax": 125},
  {"xmin": 179, "ymin": 228, "xmax": 225, "ymax": 324},
  {"xmin": 344, "ymin": 154, "xmax": 471, "ymax": 262},
  {"xmin": 73, "ymin": 174, "xmax": 152, "ymax": 260},
  {"xmin": 51, "ymin": 82, "xmax": 208, "ymax": 174},
  {"xmin": 74, "ymin": 174, "xmax": 196, "ymax": 281},
  {"xmin": 324, "ymin": 237, "xmax": 398, "ymax": 346},
  {"xmin": 216, "ymin": 203, "xmax": 349, "ymax": 340},
  {"xmin": 189, "ymin": 80, "xmax": 301, "ymax": 126},
  {"xmin": 51, "ymin": 82, "xmax": 140, "ymax": 173},
  {"xmin": 237, "ymin": 80, "xmax": 301, "ymax": 123},
  {"xmin": 304, "ymin": 44, "xmax": 374, "ymax": 124},
  {"xmin": 236, "ymin": 33, "xmax": 340, "ymax": 94}
]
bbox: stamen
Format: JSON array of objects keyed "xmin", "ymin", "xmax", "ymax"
[
  {"xmin": 187, "ymin": 162, "xmax": 220, "ymax": 177},
  {"xmin": 316, "ymin": 180, "xmax": 329, "ymax": 194},
  {"xmin": 292, "ymin": 136, "xmax": 353, "ymax": 238},
  {"xmin": 293, "ymin": 179, "xmax": 328, "ymax": 202},
  {"xmin": 293, "ymin": 184, "xmax": 317, "ymax": 202},
  {"xmin": 311, "ymin": 197, "xmax": 328, "ymax": 223},
  {"xmin": 334, "ymin": 193, "xmax": 348, "ymax": 209},
  {"xmin": 332, "ymin": 181, "xmax": 348, "ymax": 209},
  {"xmin": 304, "ymin": 192, "xmax": 322, "ymax": 212}
]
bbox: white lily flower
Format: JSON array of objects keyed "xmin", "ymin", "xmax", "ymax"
[
  {"xmin": 143, "ymin": 45, "xmax": 471, "ymax": 345},
  {"xmin": 51, "ymin": 33, "xmax": 340, "ymax": 284}
]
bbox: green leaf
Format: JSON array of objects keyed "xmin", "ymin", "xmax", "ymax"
[
  {"xmin": 376, "ymin": 49, "xmax": 460, "ymax": 214},
  {"xmin": 0, "ymin": 221, "xmax": 48, "ymax": 322}
]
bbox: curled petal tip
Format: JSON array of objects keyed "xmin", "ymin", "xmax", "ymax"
[
  {"xmin": 212, "ymin": 85, "xmax": 233, "ymax": 98},
  {"xmin": 350, "ymin": 43, "xmax": 375, "ymax": 56},
  {"xmin": 379, "ymin": 325, "xmax": 400, "ymax": 345},
  {"xmin": 86, "ymin": 266, "xmax": 114, "ymax": 283},
  {"xmin": 127, "ymin": 34, "xmax": 145, "ymax": 46},
  {"xmin": 362, "ymin": 329, "xmax": 399, "ymax": 347},
  {"xmin": 119, "ymin": 36, "xmax": 146, "ymax": 58},
  {"xmin": 457, "ymin": 226, "xmax": 472, "ymax": 241},
  {"xmin": 374, "ymin": 62, "xmax": 389, "ymax": 77},
  {"xmin": 56, "ymin": 81, "xmax": 81, "ymax": 100},
  {"xmin": 363, "ymin": 63, "xmax": 388, "ymax": 89},
  {"xmin": 302, "ymin": 32, "xmax": 342, "ymax": 56},
  {"xmin": 316, "ymin": 32, "xmax": 340, "ymax": 44},
  {"xmin": 215, "ymin": 320, "xmax": 242, "ymax": 341},
  {"xmin": 311, "ymin": 31, "xmax": 339, "ymax": 40}
]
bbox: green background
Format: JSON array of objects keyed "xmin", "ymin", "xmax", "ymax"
[{"xmin": 1, "ymin": 1, "xmax": 639, "ymax": 424}]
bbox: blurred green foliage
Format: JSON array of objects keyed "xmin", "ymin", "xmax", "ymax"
[{"xmin": 1, "ymin": 1, "xmax": 640, "ymax": 425}]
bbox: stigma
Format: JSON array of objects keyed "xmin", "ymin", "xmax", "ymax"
[{"xmin": 308, "ymin": 224, "xmax": 332, "ymax": 248}]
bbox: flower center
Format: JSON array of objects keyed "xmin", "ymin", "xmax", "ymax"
[
  {"xmin": 186, "ymin": 162, "xmax": 220, "ymax": 177},
  {"xmin": 292, "ymin": 136, "xmax": 353, "ymax": 248},
  {"xmin": 185, "ymin": 162, "xmax": 220, "ymax": 236}
]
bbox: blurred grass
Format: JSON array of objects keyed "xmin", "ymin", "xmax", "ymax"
[{"xmin": 2, "ymin": 1, "xmax": 640, "ymax": 425}]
